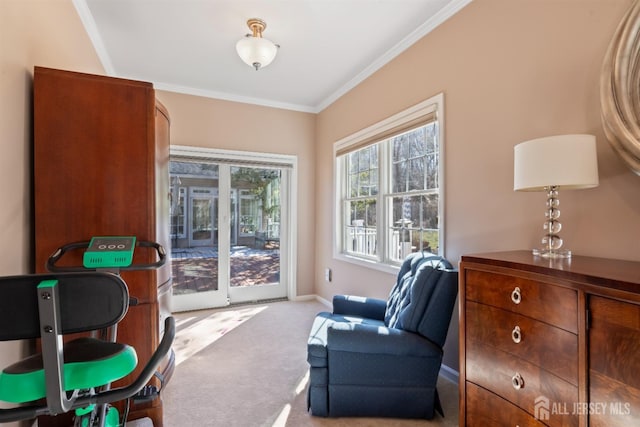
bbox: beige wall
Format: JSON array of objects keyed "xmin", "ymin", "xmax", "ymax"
[
  {"xmin": 155, "ymin": 90, "xmax": 317, "ymax": 297},
  {"xmin": 0, "ymin": 1, "xmax": 104, "ymax": 424},
  {"xmin": 315, "ymin": 0, "xmax": 640, "ymax": 371},
  {"xmin": 1, "ymin": 1, "xmax": 104, "ymax": 270}
]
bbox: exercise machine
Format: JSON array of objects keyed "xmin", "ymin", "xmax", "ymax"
[{"xmin": 0, "ymin": 237, "xmax": 174, "ymax": 426}]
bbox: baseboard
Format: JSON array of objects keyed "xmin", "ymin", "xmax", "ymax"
[
  {"xmin": 439, "ymin": 363, "xmax": 459, "ymax": 384},
  {"xmin": 291, "ymin": 294, "xmax": 317, "ymax": 302},
  {"xmin": 315, "ymin": 295, "xmax": 331, "ymax": 308},
  {"xmin": 293, "ymin": 294, "xmax": 331, "ymax": 308}
]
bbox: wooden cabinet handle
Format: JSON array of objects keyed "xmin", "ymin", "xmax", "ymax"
[
  {"xmin": 511, "ymin": 287, "xmax": 522, "ymax": 304},
  {"xmin": 512, "ymin": 325, "xmax": 522, "ymax": 343},
  {"xmin": 511, "ymin": 372, "xmax": 525, "ymax": 390}
]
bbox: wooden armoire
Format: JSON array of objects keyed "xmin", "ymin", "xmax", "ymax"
[{"xmin": 33, "ymin": 66, "xmax": 174, "ymax": 426}]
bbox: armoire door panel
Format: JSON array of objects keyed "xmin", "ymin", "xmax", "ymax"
[{"xmin": 33, "ymin": 66, "xmax": 172, "ymax": 426}]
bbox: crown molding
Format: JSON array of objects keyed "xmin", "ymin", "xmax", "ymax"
[
  {"xmin": 315, "ymin": 0, "xmax": 473, "ymax": 113},
  {"xmin": 73, "ymin": 0, "xmax": 115, "ymax": 75},
  {"xmin": 154, "ymin": 82, "xmax": 318, "ymax": 113}
]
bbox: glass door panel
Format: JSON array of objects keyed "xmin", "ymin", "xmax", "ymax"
[
  {"xmin": 170, "ymin": 165, "xmax": 228, "ymax": 311},
  {"xmin": 228, "ymin": 166, "xmax": 286, "ymax": 303}
]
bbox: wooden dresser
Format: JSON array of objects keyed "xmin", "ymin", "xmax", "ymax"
[
  {"xmin": 459, "ymin": 251, "xmax": 640, "ymax": 427},
  {"xmin": 33, "ymin": 67, "xmax": 174, "ymax": 426}
]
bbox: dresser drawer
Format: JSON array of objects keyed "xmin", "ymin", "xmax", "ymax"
[
  {"xmin": 467, "ymin": 301, "xmax": 578, "ymax": 385},
  {"xmin": 467, "ymin": 339, "xmax": 578, "ymax": 427},
  {"xmin": 465, "ymin": 269, "xmax": 578, "ymax": 333},
  {"xmin": 466, "ymin": 382, "xmax": 547, "ymax": 427}
]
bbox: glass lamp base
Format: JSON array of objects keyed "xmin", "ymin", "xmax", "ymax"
[{"xmin": 532, "ymin": 248, "xmax": 572, "ymax": 259}]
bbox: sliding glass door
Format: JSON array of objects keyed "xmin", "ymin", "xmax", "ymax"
[{"xmin": 169, "ymin": 148, "xmax": 294, "ymax": 312}]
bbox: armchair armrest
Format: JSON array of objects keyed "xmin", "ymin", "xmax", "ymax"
[
  {"xmin": 327, "ymin": 322, "xmax": 442, "ymax": 358},
  {"xmin": 332, "ymin": 295, "xmax": 387, "ymax": 321}
]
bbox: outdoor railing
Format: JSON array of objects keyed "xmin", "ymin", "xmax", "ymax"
[{"xmin": 347, "ymin": 226, "xmax": 436, "ymax": 261}]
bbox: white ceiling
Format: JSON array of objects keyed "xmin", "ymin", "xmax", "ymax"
[{"xmin": 76, "ymin": 0, "xmax": 471, "ymax": 113}]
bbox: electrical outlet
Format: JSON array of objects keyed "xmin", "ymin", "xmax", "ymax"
[{"xmin": 325, "ymin": 268, "xmax": 332, "ymax": 282}]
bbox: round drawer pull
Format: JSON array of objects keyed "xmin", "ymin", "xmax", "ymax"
[
  {"xmin": 512, "ymin": 325, "xmax": 522, "ymax": 343},
  {"xmin": 511, "ymin": 372, "xmax": 525, "ymax": 390},
  {"xmin": 511, "ymin": 287, "xmax": 522, "ymax": 304}
]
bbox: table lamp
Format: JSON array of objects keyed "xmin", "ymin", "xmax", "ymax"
[{"xmin": 514, "ymin": 134, "xmax": 599, "ymax": 258}]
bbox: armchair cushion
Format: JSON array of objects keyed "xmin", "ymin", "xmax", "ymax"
[
  {"xmin": 327, "ymin": 322, "xmax": 443, "ymax": 358},
  {"xmin": 385, "ymin": 254, "xmax": 455, "ymax": 344},
  {"xmin": 332, "ymin": 295, "xmax": 386, "ymax": 320},
  {"xmin": 307, "ymin": 311, "xmax": 386, "ymax": 367}
]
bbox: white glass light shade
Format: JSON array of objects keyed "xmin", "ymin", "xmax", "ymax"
[
  {"xmin": 514, "ymin": 134, "xmax": 599, "ymax": 191},
  {"xmin": 235, "ymin": 36, "xmax": 278, "ymax": 70}
]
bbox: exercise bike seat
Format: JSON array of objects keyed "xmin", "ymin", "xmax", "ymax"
[
  {"xmin": 0, "ymin": 272, "xmax": 136, "ymax": 404},
  {"xmin": 0, "ymin": 337, "xmax": 137, "ymax": 403}
]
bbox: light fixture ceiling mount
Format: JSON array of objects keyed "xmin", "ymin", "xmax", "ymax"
[{"xmin": 236, "ymin": 18, "xmax": 279, "ymax": 71}]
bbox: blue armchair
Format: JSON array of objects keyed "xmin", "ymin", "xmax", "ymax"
[{"xmin": 306, "ymin": 253, "xmax": 458, "ymax": 419}]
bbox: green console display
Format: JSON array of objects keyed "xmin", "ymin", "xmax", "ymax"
[{"xmin": 83, "ymin": 236, "xmax": 136, "ymax": 269}]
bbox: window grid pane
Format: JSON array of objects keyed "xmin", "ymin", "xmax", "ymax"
[
  {"xmin": 391, "ymin": 124, "xmax": 438, "ymax": 193},
  {"xmin": 387, "ymin": 193, "xmax": 439, "ymax": 262},
  {"xmin": 344, "ymin": 198, "xmax": 377, "ymax": 257},
  {"xmin": 348, "ymin": 145, "xmax": 378, "ymax": 198},
  {"xmin": 170, "ymin": 187, "xmax": 186, "ymax": 238},
  {"xmin": 344, "ymin": 145, "xmax": 379, "ymax": 258},
  {"xmin": 239, "ymin": 190, "xmax": 259, "ymax": 235}
]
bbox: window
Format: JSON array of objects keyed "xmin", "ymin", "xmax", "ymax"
[
  {"xmin": 170, "ymin": 186, "xmax": 186, "ymax": 238},
  {"xmin": 335, "ymin": 94, "xmax": 444, "ymax": 269},
  {"xmin": 264, "ymin": 178, "xmax": 281, "ymax": 239},
  {"xmin": 239, "ymin": 189, "xmax": 260, "ymax": 235}
]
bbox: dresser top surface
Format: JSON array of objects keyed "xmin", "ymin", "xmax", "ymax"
[{"xmin": 461, "ymin": 250, "xmax": 640, "ymax": 294}]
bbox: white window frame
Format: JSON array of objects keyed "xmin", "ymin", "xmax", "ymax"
[
  {"xmin": 333, "ymin": 93, "xmax": 445, "ymax": 274},
  {"xmin": 238, "ymin": 189, "xmax": 260, "ymax": 236},
  {"xmin": 170, "ymin": 186, "xmax": 187, "ymax": 239}
]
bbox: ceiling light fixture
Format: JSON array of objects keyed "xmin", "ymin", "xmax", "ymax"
[{"xmin": 236, "ymin": 18, "xmax": 279, "ymax": 71}]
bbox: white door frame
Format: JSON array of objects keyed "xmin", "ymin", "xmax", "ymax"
[
  {"xmin": 187, "ymin": 187, "xmax": 215, "ymax": 247},
  {"xmin": 169, "ymin": 145, "xmax": 298, "ymax": 311}
]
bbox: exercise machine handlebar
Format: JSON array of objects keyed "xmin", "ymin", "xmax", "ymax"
[{"xmin": 46, "ymin": 240, "xmax": 167, "ymax": 272}]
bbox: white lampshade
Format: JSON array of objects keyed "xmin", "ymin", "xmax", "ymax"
[
  {"xmin": 236, "ymin": 36, "xmax": 278, "ymax": 70},
  {"xmin": 514, "ymin": 134, "xmax": 599, "ymax": 191}
]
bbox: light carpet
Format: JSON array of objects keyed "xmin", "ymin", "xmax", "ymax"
[{"xmin": 162, "ymin": 300, "xmax": 459, "ymax": 427}]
